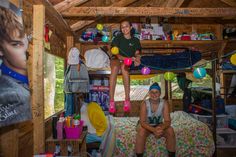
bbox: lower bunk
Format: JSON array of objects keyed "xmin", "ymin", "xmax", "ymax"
[{"xmin": 89, "ymin": 111, "xmax": 215, "ymax": 157}]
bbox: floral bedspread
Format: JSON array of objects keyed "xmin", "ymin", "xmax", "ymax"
[{"xmin": 113, "ymin": 111, "xmax": 215, "ymax": 157}]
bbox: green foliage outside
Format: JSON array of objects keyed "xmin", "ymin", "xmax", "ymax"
[
  {"xmin": 117, "ymin": 72, "xmax": 212, "ymax": 99},
  {"xmin": 54, "ymin": 57, "xmax": 64, "ymax": 113}
]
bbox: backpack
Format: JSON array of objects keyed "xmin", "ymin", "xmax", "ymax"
[{"xmin": 64, "ymin": 63, "xmax": 89, "ymax": 93}]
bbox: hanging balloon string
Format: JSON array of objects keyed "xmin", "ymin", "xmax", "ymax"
[{"xmin": 112, "ymin": 44, "xmax": 236, "ymax": 71}]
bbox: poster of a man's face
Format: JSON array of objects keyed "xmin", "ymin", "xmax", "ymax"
[{"xmin": 0, "ymin": 1, "xmax": 32, "ymax": 127}]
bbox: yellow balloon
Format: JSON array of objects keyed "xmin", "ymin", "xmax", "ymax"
[
  {"xmin": 230, "ymin": 53, "xmax": 236, "ymax": 66},
  {"xmin": 96, "ymin": 24, "xmax": 103, "ymax": 31},
  {"xmin": 111, "ymin": 47, "xmax": 119, "ymax": 55},
  {"xmin": 164, "ymin": 72, "xmax": 175, "ymax": 81}
]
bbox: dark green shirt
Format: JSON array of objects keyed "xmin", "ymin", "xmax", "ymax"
[{"xmin": 111, "ymin": 34, "xmax": 141, "ymax": 57}]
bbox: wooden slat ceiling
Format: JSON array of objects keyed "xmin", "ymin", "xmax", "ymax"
[{"xmin": 46, "ymin": 0, "xmax": 236, "ymax": 34}]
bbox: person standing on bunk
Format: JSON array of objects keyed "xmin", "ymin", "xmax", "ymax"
[
  {"xmin": 109, "ymin": 20, "xmax": 141, "ymax": 113},
  {"xmin": 135, "ymin": 83, "xmax": 176, "ymax": 157}
]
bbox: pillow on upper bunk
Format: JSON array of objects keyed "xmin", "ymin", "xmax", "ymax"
[
  {"xmin": 84, "ymin": 48, "xmax": 110, "ymax": 69},
  {"xmin": 87, "ymin": 102, "xmax": 108, "ymax": 136}
]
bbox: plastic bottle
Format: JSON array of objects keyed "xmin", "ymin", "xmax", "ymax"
[{"xmin": 57, "ymin": 115, "xmax": 64, "ymax": 139}]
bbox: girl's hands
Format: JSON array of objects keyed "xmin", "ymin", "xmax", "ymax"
[
  {"xmin": 153, "ymin": 126, "xmax": 164, "ymax": 138},
  {"xmin": 133, "ymin": 56, "xmax": 141, "ymax": 66}
]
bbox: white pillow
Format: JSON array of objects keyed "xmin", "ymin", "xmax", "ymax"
[
  {"xmin": 80, "ymin": 102, "xmax": 96, "ymax": 134},
  {"xmin": 84, "ymin": 48, "xmax": 110, "ymax": 69}
]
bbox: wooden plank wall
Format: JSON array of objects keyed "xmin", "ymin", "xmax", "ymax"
[{"xmin": 0, "ymin": 122, "xmax": 34, "ymax": 157}]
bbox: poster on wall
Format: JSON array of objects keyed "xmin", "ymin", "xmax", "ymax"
[{"xmin": 0, "ymin": 1, "xmax": 32, "ymax": 127}]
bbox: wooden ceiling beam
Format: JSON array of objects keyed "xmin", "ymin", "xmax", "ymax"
[
  {"xmin": 220, "ymin": 0, "xmax": 236, "ymax": 7},
  {"xmin": 70, "ymin": 20, "xmax": 94, "ymax": 31},
  {"xmin": 70, "ymin": 0, "xmax": 138, "ymax": 31},
  {"xmin": 54, "ymin": 0, "xmax": 88, "ymax": 13},
  {"xmin": 33, "ymin": 0, "xmax": 72, "ymax": 42},
  {"xmin": 62, "ymin": 7, "xmax": 236, "ymax": 17},
  {"xmin": 175, "ymin": 0, "xmax": 185, "ymax": 7}
]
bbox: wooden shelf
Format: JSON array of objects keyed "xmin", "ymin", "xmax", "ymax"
[
  {"xmin": 79, "ymin": 40, "xmax": 226, "ymax": 47},
  {"xmin": 220, "ymin": 70, "xmax": 236, "ymax": 74},
  {"xmin": 46, "ymin": 130, "xmax": 87, "ymax": 156}
]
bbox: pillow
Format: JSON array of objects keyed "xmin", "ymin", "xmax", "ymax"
[
  {"xmin": 87, "ymin": 102, "xmax": 107, "ymax": 136},
  {"xmin": 80, "ymin": 102, "xmax": 96, "ymax": 134}
]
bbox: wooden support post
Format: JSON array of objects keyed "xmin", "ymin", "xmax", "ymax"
[
  {"xmin": 218, "ymin": 41, "xmax": 227, "ymax": 104},
  {"xmin": 216, "ymin": 24, "xmax": 223, "ymax": 40},
  {"xmin": 166, "ymin": 80, "xmax": 173, "ymax": 112},
  {"xmin": 212, "ymin": 54, "xmax": 217, "ymax": 157},
  {"xmin": 31, "ymin": 5, "xmax": 45, "ymax": 154}
]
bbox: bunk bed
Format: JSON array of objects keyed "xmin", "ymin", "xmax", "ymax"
[
  {"xmin": 98, "ymin": 111, "xmax": 215, "ymax": 157},
  {"xmin": 81, "ymin": 40, "xmax": 231, "ymax": 156}
]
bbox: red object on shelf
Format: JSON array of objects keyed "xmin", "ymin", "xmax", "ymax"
[
  {"xmin": 45, "ymin": 24, "xmax": 49, "ymax": 42},
  {"xmin": 181, "ymin": 35, "xmax": 191, "ymax": 41}
]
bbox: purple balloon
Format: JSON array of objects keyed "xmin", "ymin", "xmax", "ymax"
[{"xmin": 141, "ymin": 67, "xmax": 151, "ymax": 75}]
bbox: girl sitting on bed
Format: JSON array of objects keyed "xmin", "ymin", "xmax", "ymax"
[{"xmin": 135, "ymin": 83, "xmax": 176, "ymax": 157}]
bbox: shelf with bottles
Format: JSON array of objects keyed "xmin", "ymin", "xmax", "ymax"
[{"xmin": 46, "ymin": 130, "xmax": 87, "ymax": 156}]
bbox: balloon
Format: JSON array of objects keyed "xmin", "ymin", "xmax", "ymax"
[
  {"xmin": 164, "ymin": 72, "xmax": 175, "ymax": 81},
  {"xmin": 230, "ymin": 53, "xmax": 236, "ymax": 65},
  {"xmin": 111, "ymin": 46, "xmax": 119, "ymax": 55},
  {"xmin": 102, "ymin": 35, "xmax": 109, "ymax": 42},
  {"xmin": 141, "ymin": 67, "xmax": 151, "ymax": 75},
  {"xmin": 124, "ymin": 58, "xmax": 132, "ymax": 66},
  {"xmin": 193, "ymin": 67, "xmax": 206, "ymax": 79},
  {"xmin": 96, "ymin": 24, "xmax": 103, "ymax": 31}
]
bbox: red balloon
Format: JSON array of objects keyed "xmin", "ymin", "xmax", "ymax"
[{"xmin": 124, "ymin": 57, "xmax": 132, "ymax": 66}]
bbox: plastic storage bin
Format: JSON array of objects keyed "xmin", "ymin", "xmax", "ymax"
[
  {"xmin": 229, "ymin": 118, "xmax": 236, "ymax": 130},
  {"xmin": 191, "ymin": 114, "xmax": 228, "ymax": 128},
  {"xmin": 65, "ymin": 120, "xmax": 84, "ymax": 139},
  {"xmin": 225, "ymin": 105, "xmax": 236, "ymax": 118},
  {"xmin": 217, "ymin": 128, "xmax": 236, "ymax": 148}
]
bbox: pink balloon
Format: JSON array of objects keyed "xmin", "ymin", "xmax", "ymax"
[
  {"xmin": 124, "ymin": 58, "xmax": 132, "ymax": 66},
  {"xmin": 141, "ymin": 67, "xmax": 151, "ymax": 75}
]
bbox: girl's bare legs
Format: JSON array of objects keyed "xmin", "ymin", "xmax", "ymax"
[
  {"xmin": 120, "ymin": 63, "xmax": 131, "ymax": 112},
  {"xmin": 109, "ymin": 59, "xmax": 120, "ymax": 113},
  {"xmin": 121, "ymin": 63, "xmax": 130, "ymax": 100},
  {"xmin": 163, "ymin": 126, "xmax": 176, "ymax": 152},
  {"xmin": 135, "ymin": 126, "xmax": 150, "ymax": 156}
]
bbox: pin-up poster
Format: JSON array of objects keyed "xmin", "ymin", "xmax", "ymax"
[{"xmin": 0, "ymin": 1, "xmax": 32, "ymax": 127}]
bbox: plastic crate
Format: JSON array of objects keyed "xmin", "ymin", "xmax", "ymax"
[
  {"xmin": 191, "ymin": 114, "xmax": 228, "ymax": 128},
  {"xmin": 217, "ymin": 128, "xmax": 236, "ymax": 148},
  {"xmin": 229, "ymin": 118, "xmax": 236, "ymax": 130},
  {"xmin": 225, "ymin": 105, "xmax": 236, "ymax": 118},
  {"xmin": 64, "ymin": 120, "xmax": 84, "ymax": 139}
]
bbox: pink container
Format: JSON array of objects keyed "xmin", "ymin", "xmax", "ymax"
[{"xmin": 64, "ymin": 120, "xmax": 84, "ymax": 139}]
